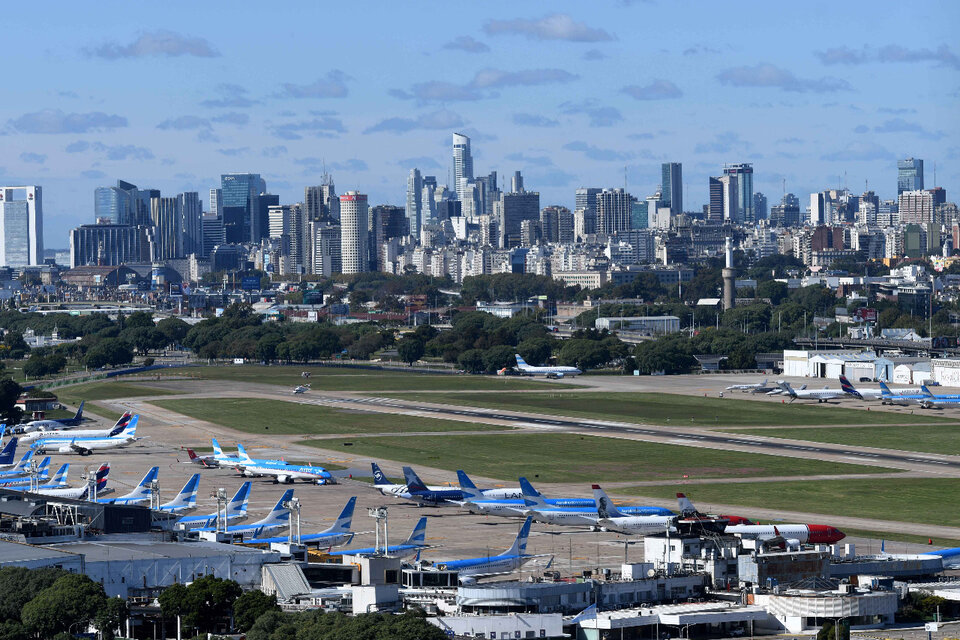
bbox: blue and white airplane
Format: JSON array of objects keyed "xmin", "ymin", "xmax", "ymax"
[
  {"xmin": 155, "ymin": 473, "xmax": 201, "ymax": 514},
  {"xmin": 98, "ymin": 466, "xmax": 159, "ymax": 506},
  {"xmin": 248, "ymin": 497, "xmax": 357, "ymax": 547},
  {"xmin": 34, "ymin": 462, "xmax": 110, "ymax": 500},
  {"xmin": 371, "ymin": 463, "xmax": 460, "ymax": 500},
  {"xmin": 0, "ymin": 456, "xmax": 51, "ymax": 488},
  {"xmin": 433, "ymin": 517, "xmax": 550, "ymax": 582},
  {"xmin": 176, "ymin": 481, "xmax": 252, "ymax": 529},
  {"xmin": 0, "ymin": 449, "xmax": 33, "ymax": 476},
  {"xmin": 15, "ymin": 402, "xmax": 85, "ymax": 433},
  {"xmin": 37, "ymin": 463, "xmax": 71, "ymax": 489},
  {"xmin": 329, "ymin": 516, "xmax": 429, "ymax": 560},
  {"xmin": 925, "ymin": 545, "xmax": 960, "ymax": 569},
  {"xmin": 194, "ymin": 488, "xmax": 294, "ymax": 539},
  {"xmin": 33, "ymin": 416, "xmax": 142, "ymax": 455},
  {"xmin": 210, "ymin": 438, "xmax": 244, "ymax": 466},
  {"xmin": 508, "ymin": 354, "xmax": 581, "ymax": 379},
  {"xmin": 494, "ymin": 478, "xmax": 674, "ymax": 525},
  {"xmin": 0, "ymin": 437, "xmax": 19, "ymax": 469},
  {"xmin": 20, "ymin": 412, "xmax": 132, "ymax": 443},
  {"xmin": 235, "ymin": 444, "xmax": 333, "ymax": 484}
]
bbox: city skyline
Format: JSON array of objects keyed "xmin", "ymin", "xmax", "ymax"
[{"xmin": 0, "ymin": 1, "xmax": 957, "ymax": 244}]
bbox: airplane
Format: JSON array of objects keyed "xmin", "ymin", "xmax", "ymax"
[
  {"xmin": 194, "ymin": 488, "xmax": 294, "ymax": 539},
  {"xmin": 328, "ymin": 516, "xmax": 429, "ymax": 560},
  {"xmin": 154, "ymin": 473, "xmax": 201, "ymax": 514},
  {"xmin": 592, "ymin": 485, "xmax": 676, "ymax": 536},
  {"xmin": 32, "ymin": 416, "xmax": 143, "ymax": 455},
  {"xmin": 370, "ymin": 463, "xmax": 460, "ymax": 501},
  {"xmin": 0, "ymin": 437, "xmax": 19, "ymax": 469},
  {"xmin": 185, "ymin": 449, "xmax": 220, "ymax": 468},
  {"xmin": 14, "ymin": 402, "xmax": 85, "ymax": 433},
  {"xmin": 507, "ymin": 354, "xmax": 581, "ymax": 379},
  {"xmin": 0, "ymin": 457, "xmax": 51, "ymax": 488},
  {"xmin": 19, "ymin": 412, "xmax": 133, "ymax": 443},
  {"xmin": 777, "ymin": 381, "xmax": 849, "ymax": 403},
  {"xmin": 519, "ymin": 478, "xmax": 599, "ymax": 526},
  {"xmin": 924, "ymin": 546, "xmax": 960, "ymax": 569},
  {"xmin": 725, "ymin": 379, "xmax": 773, "ymax": 393},
  {"xmin": 906, "ymin": 385, "xmax": 960, "ymax": 409},
  {"xmin": 97, "ymin": 466, "xmax": 159, "ymax": 506},
  {"xmin": 210, "ymin": 438, "xmax": 244, "ymax": 466},
  {"xmin": 176, "ymin": 481, "xmax": 252, "ymax": 529},
  {"xmin": 234, "ymin": 444, "xmax": 333, "ymax": 484},
  {"xmin": 37, "ymin": 463, "xmax": 71, "ymax": 488},
  {"xmin": 456, "ymin": 471, "xmax": 524, "ymax": 500},
  {"xmin": 0, "ymin": 449, "xmax": 34, "ymax": 477},
  {"xmin": 433, "ymin": 517, "xmax": 551, "ymax": 583},
  {"xmin": 400, "ymin": 466, "xmax": 465, "ymax": 504},
  {"xmin": 724, "ymin": 522, "xmax": 846, "ymax": 545},
  {"xmin": 673, "ymin": 493, "xmax": 736, "ymax": 534},
  {"xmin": 292, "ymin": 384, "xmax": 310, "ymax": 395},
  {"xmin": 247, "ymin": 496, "xmax": 357, "ymax": 547},
  {"xmin": 32, "ymin": 463, "xmax": 110, "ymax": 500}
]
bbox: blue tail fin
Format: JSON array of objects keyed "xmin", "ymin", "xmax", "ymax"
[
  {"xmin": 35, "ymin": 456, "xmax": 51, "ymax": 475},
  {"xmin": 94, "ymin": 463, "xmax": 110, "ymax": 491},
  {"xmin": 263, "ymin": 488, "xmax": 294, "ymax": 523},
  {"xmin": 228, "ymin": 481, "xmax": 252, "ymax": 515},
  {"xmin": 518, "ymin": 477, "xmax": 547, "ymax": 508},
  {"xmin": 839, "ymin": 375, "xmax": 860, "ymax": 398},
  {"xmin": 371, "ymin": 462, "xmax": 391, "ymax": 486},
  {"xmin": 402, "ymin": 466, "xmax": 428, "ymax": 493},
  {"xmin": 72, "ymin": 401, "xmax": 84, "ymax": 423},
  {"xmin": 406, "ymin": 517, "xmax": 427, "ymax": 545},
  {"xmin": 49, "ymin": 463, "xmax": 69, "ymax": 486},
  {"xmin": 456, "ymin": 470, "xmax": 483, "ymax": 500},
  {"xmin": 212, "ymin": 438, "xmax": 224, "ymax": 457},
  {"xmin": 505, "ymin": 516, "xmax": 532, "ymax": 556},
  {"xmin": 329, "ymin": 497, "xmax": 356, "ymax": 532},
  {"xmin": 0, "ymin": 437, "xmax": 17, "ymax": 466},
  {"xmin": 878, "ymin": 380, "xmax": 892, "ymax": 395}
]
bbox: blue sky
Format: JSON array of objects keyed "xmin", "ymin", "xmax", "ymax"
[{"xmin": 1, "ymin": 1, "xmax": 958, "ymax": 247}]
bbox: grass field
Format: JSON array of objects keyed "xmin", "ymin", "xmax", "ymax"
[
  {"xmin": 86, "ymin": 402, "xmax": 125, "ymax": 423},
  {"xmin": 724, "ymin": 425, "xmax": 960, "ymax": 455},
  {"xmin": 387, "ymin": 392, "xmax": 955, "ymax": 427},
  {"xmin": 55, "ymin": 381, "xmax": 176, "ymax": 406},
  {"xmin": 300, "ymin": 433, "xmax": 892, "ymax": 483},
  {"xmin": 833, "ymin": 528, "xmax": 960, "ymax": 549},
  {"xmin": 164, "ymin": 365, "xmax": 568, "ymax": 392},
  {"xmin": 624, "ymin": 478, "xmax": 960, "ymax": 527},
  {"xmin": 149, "ymin": 398, "xmax": 511, "ymax": 436}
]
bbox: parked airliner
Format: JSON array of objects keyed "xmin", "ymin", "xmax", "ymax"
[
  {"xmin": 154, "ymin": 474, "xmax": 201, "ymax": 514},
  {"xmin": 507, "ymin": 354, "xmax": 581, "ymax": 379},
  {"xmin": 194, "ymin": 488, "xmax": 294, "ymax": 539},
  {"xmin": 15, "ymin": 402, "xmax": 85, "ymax": 434},
  {"xmin": 777, "ymin": 381, "xmax": 849, "ymax": 403},
  {"xmin": 97, "ymin": 466, "xmax": 158, "ymax": 506},
  {"xmin": 434, "ymin": 517, "xmax": 550, "ymax": 582},
  {"xmin": 593, "ymin": 485, "xmax": 676, "ymax": 536},
  {"xmin": 176, "ymin": 481, "xmax": 251, "ymax": 529},
  {"xmin": 328, "ymin": 516, "xmax": 429, "ymax": 560},
  {"xmin": 33, "ymin": 463, "xmax": 110, "ymax": 500},
  {"xmin": 248, "ymin": 497, "xmax": 356, "ymax": 547}
]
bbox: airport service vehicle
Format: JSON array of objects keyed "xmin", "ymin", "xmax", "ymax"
[
  {"xmin": 724, "ymin": 523, "xmax": 845, "ymax": 545},
  {"xmin": 14, "ymin": 402, "xmax": 85, "ymax": 434},
  {"xmin": 33, "ymin": 416, "xmax": 143, "ymax": 455},
  {"xmin": 19, "ymin": 413, "xmax": 132, "ymax": 443},
  {"xmin": 434, "ymin": 517, "xmax": 551, "ymax": 583},
  {"xmin": 194, "ymin": 488, "xmax": 294, "ymax": 539},
  {"xmin": 371, "ymin": 463, "xmax": 460, "ymax": 501},
  {"xmin": 508, "ymin": 354, "xmax": 581, "ymax": 379},
  {"xmin": 292, "ymin": 384, "xmax": 310, "ymax": 395},
  {"xmin": 154, "ymin": 473, "xmax": 201, "ymax": 514},
  {"xmin": 33, "ymin": 463, "xmax": 109, "ymax": 500},
  {"xmin": 235, "ymin": 444, "xmax": 332, "ymax": 484},
  {"xmin": 777, "ymin": 381, "xmax": 849, "ymax": 403},
  {"xmin": 328, "ymin": 516, "xmax": 428, "ymax": 560},
  {"xmin": 176, "ymin": 481, "xmax": 251, "ymax": 529},
  {"xmin": 593, "ymin": 485, "xmax": 676, "ymax": 535},
  {"xmin": 248, "ymin": 497, "xmax": 356, "ymax": 547},
  {"xmin": 97, "ymin": 466, "xmax": 159, "ymax": 506}
]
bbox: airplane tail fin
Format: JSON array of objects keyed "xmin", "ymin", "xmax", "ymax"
[
  {"xmin": 13, "ymin": 450, "xmax": 33, "ymax": 472},
  {"xmin": 677, "ymin": 492, "xmax": 698, "ymax": 515},
  {"xmin": 456, "ymin": 470, "xmax": 484, "ymax": 500},
  {"xmin": 236, "ymin": 443, "xmax": 254, "ymax": 463},
  {"xmin": 402, "ymin": 466, "xmax": 428, "ymax": 493},
  {"xmin": 878, "ymin": 380, "xmax": 892, "ymax": 394},
  {"xmin": 228, "ymin": 481, "xmax": 252, "ymax": 515},
  {"xmin": 113, "ymin": 413, "xmax": 132, "ymax": 429},
  {"xmin": 519, "ymin": 477, "xmax": 547, "ymax": 508},
  {"xmin": 592, "ymin": 484, "xmax": 626, "ymax": 519},
  {"xmin": 35, "ymin": 456, "xmax": 51, "ymax": 475},
  {"xmin": 163, "ymin": 473, "xmax": 200, "ymax": 509},
  {"xmin": 72, "ymin": 401, "xmax": 84, "ymax": 423},
  {"xmin": 505, "ymin": 516, "xmax": 533, "ymax": 556},
  {"xmin": 839, "ymin": 375, "xmax": 861, "ymax": 398},
  {"xmin": 123, "ymin": 466, "xmax": 159, "ymax": 500},
  {"xmin": 777, "ymin": 381, "xmax": 797, "ymax": 396},
  {"xmin": 514, "ymin": 354, "xmax": 528, "ymax": 368},
  {"xmin": 262, "ymin": 488, "xmax": 294, "ymax": 524},
  {"xmin": 0, "ymin": 437, "xmax": 17, "ymax": 466},
  {"xmin": 212, "ymin": 437, "xmax": 224, "ymax": 457},
  {"xmin": 921, "ymin": 385, "xmax": 935, "ymax": 398},
  {"xmin": 371, "ymin": 462, "xmax": 391, "ymax": 487},
  {"xmin": 49, "ymin": 463, "xmax": 69, "ymax": 486},
  {"xmin": 186, "ymin": 449, "xmax": 199, "ymax": 461},
  {"xmin": 94, "ymin": 463, "xmax": 110, "ymax": 492},
  {"xmin": 119, "ymin": 415, "xmax": 139, "ymax": 437},
  {"xmin": 328, "ymin": 497, "xmax": 356, "ymax": 533},
  {"xmin": 405, "ymin": 517, "xmax": 427, "ymax": 546}
]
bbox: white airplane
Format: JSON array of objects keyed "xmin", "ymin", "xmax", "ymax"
[
  {"xmin": 210, "ymin": 438, "xmax": 243, "ymax": 466},
  {"xmin": 33, "ymin": 463, "xmax": 110, "ymax": 500},
  {"xmin": 0, "ymin": 457, "xmax": 51, "ymax": 488},
  {"xmin": 184, "ymin": 448, "xmax": 220, "ymax": 468},
  {"xmin": 247, "ymin": 497, "xmax": 356, "ymax": 547},
  {"xmin": 725, "ymin": 379, "xmax": 772, "ymax": 393},
  {"xmin": 593, "ymin": 485, "xmax": 676, "ymax": 536},
  {"xmin": 34, "ymin": 417, "xmax": 143, "ymax": 455},
  {"xmin": 193, "ymin": 488, "xmax": 294, "ymax": 539},
  {"xmin": 520, "ymin": 480, "xmax": 597, "ymax": 526},
  {"xmin": 155, "ymin": 473, "xmax": 201, "ymax": 514},
  {"xmin": 293, "ymin": 384, "xmax": 310, "ymax": 395},
  {"xmin": 14, "ymin": 402, "xmax": 85, "ymax": 434},
  {"xmin": 433, "ymin": 517, "xmax": 552, "ymax": 583},
  {"xmin": 234, "ymin": 444, "xmax": 333, "ymax": 484},
  {"xmin": 777, "ymin": 381, "xmax": 849, "ymax": 403},
  {"xmin": 19, "ymin": 413, "xmax": 133, "ymax": 443},
  {"xmin": 97, "ymin": 466, "xmax": 159, "ymax": 506},
  {"xmin": 370, "ymin": 463, "xmax": 457, "ymax": 499},
  {"xmin": 507, "ymin": 354, "xmax": 582, "ymax": 379}
]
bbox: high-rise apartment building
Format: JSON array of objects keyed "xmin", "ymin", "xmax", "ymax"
[
  {"xmin": 405, "ymin": 168, "xmax": 422, "ymax": 239},
  {"xmin": 209, "ymin": 188, "xmax": 222, "ymax": 217},
  {"xmin": 753, "ymin": 192, "xmax": 768, "ymax": 221},
  {"xmin": 596, "ymin": 188, "xmax": 632, "ymax": 235},
  {"xmin": 69, "ymin": 223, "xmax": 150, "ymax": 267},
  {"xmin": 496, "ymin": 191, "xmax": 540, "ymax": 248},
  {"xmin": 0, "ymin": 186, "xmax": 43, "ymax": 267},
  {"xmin": 150, "ymin": 196, "xmax": 180, "ymax": 260},
  {"xmin": 556, "ymin": 207, "xmax": 574, "ymax": 244},
  {"xmin": 661, "ymin": 163, "xmax": 683, "ymax": 215},
  {"xmin": 575, "ymin": 188, "xmax": 602, "ymax": 220},
  {"xmin": 307, "ymin": 221, "xmax": 340, "ymax": 276},
  {"xmin": 220, "ymin": 173, "xmax": 265, "ymax": 243},
  {"xmin": 899, "ymin": 189, "xmax": 935, "ymax": 224},
  {"xmin": 708, "ymin": 177, "xmax": 724, "ymax": 223},
  {"xmin": 898, "ymin": 158, "xmax": 924, "ymax": 195},
  {"xmin": 177, "ymin": 192, "xmax": 203, "ymax": 257},
  {"xmin": 452, "ymin": 133, "xmax": 474, "ymax": 202},
  {"xmin": 723, "ymin": 163, "xmax": 753, "ymax": 223},
  {"xmin": 339, "ymin": 191, "xmax": 368, "ymax": 274}
]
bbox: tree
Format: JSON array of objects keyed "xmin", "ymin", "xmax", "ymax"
[
  {"xmin": 517, "ymin": 337, "xmax": 553, "ymax": 366},
  {"xmin": 124, "ymin": 311, "xmax": 154, "ymax": 329},
  {"xmin": 397, "ymin": 337, "xmax": 425, "ymax": 366},
  {"xmin": 233, "ymin": 591, "xmax": 279, "ymax": 632},
  {"xmin": 756, "ymin": 280, "xmax": 789, "ymax": 305},
  {"xmin": 256, "ymin": 334, "xmax": 284, "ymax": 363},
  {"xmin": 558, "ymin": 339, "xmax": 610, "ymax": 370},
  {"xmin": 95, "ymin": 597, "xmax": 128, "ymax": 640},
  {"xmin": 457, "ymin": 349, "xmax": 485, "ymax": 374},
  {"xmin": 156, "ymin": 317, "xmax": 190, "ymax": 346},
  {"xmin": 0, "ymin": 566, "xmax": 69, "ymax": 624},
  {"xmin": 21, "ymin": 574, "xmax": 107, "ymax": 638},
  {"xmin": 482, "ymin": 345, "xmax": 516, "ymax": 373},
  {"xmin": 158, "ymin": 576, "xmax": 242, "ymax": 635},
  {"xmin": 0, "ymin": 379, "xmax": 23, "ymax": 426}
]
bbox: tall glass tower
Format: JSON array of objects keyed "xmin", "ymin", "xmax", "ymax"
[
  {"xmin": 723, "ymin": 163, "xmax": 753, "ymax": 223},
  {"xmin": 220, "ymin": 173, "xmax": 265, "ymax": 243},
  {"xmin": 452, "ymin": 133, "xmax": 473, "ymax": 202},
  {"xmin": 897, "ymin": 158, "xmax": 924, "ymax": 195},
  {"xmin": 661, "ymin": 163, "xmax": 683, "ymax": 215}
]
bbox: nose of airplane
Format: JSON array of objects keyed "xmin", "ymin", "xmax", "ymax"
[{"xmin": 808, "ymin": 524, "xmax": 845, "ymax": 543}]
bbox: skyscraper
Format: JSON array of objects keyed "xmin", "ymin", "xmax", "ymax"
[
  {"xmin": 898, "ymin": 158, "xmax": 924, "ymax": 195},
  {"xmin": 69, "ymin": 223, "xmax": 149, "ymax": 267},
  {"xmin": 720, "ymin": 174, "xmax": 738, "ymax": 222},
  {"xmin": 177, "ymin": 191, "xmax": 203, "ymax": 256},
  {"xmin": 405, "ymin": 168, "xmax": 422, "ymax": 239},
  {"xmin": 661, "ymin": 163, "xmax": 683, "ymax": 215},
  {"xmin": 305, "ymin": 179, "xmax": 338, "ymax": 222},
  {"xmin": 899, "ymin": 189, "xmax": 935, "ymax": 224},
  {"xmin": 708, "ymin": 177, "xmax": 724, "ymax": 223},
  {"xmin": 220, "ymin": 173, "xmax": 265, "ymax": 243},
  {"xmin": 339, "ymin": 191, "xmax": 368, "ymax": 274},
  {"xmin": 0, "ymin": 186, "xmax": 43, "ymax": 267},
  {"xmin": 201, "ymin": 212, "xmax": 224, "ymax": 257},
  {"xmin": 209, "ymin": 188, "xmax": 222, "ymax": 217},
  {"xmin": 150, "ymin": 196, "xmax": 180, "ymax": 260},
  {"xmin": 452, "ymin": 133, "xmax": 473, "ymax": 202},
  {"xmin": 575, "ymin": 187, "xmax": 602, "ymax": 219},
  {"xmin": 596, "ymin": 188, "xmax": 633, "ymax": 235},
  {"xmin": 723, "ymin": 163, "xmax": 753, "ymax": 223},
  {"xmin": 496, "ymin": 191, "xmax": 540, "ymax": 248},
  {"xmin": 511, "ymin": 171, "xmax": 524, "ymax": 194},
  {"xmin": 95, "ymin": 180, "xmax": 139, "ymax": 225},
  {"xmin": 378, "ymin": 205, "xmax": 408, "ymax": 240},
  {"xmin": 753, "ymin": 192, "xmax": 768, "ymax": 221}
]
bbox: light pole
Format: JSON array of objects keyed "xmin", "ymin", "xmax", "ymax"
[
  {"xmin": 213, "ymin": 488, "xmax": 227, "ymax": 533},
  {"xmin": 283, "ymin": 497, "xmax": 301, "ymax": 545}
]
